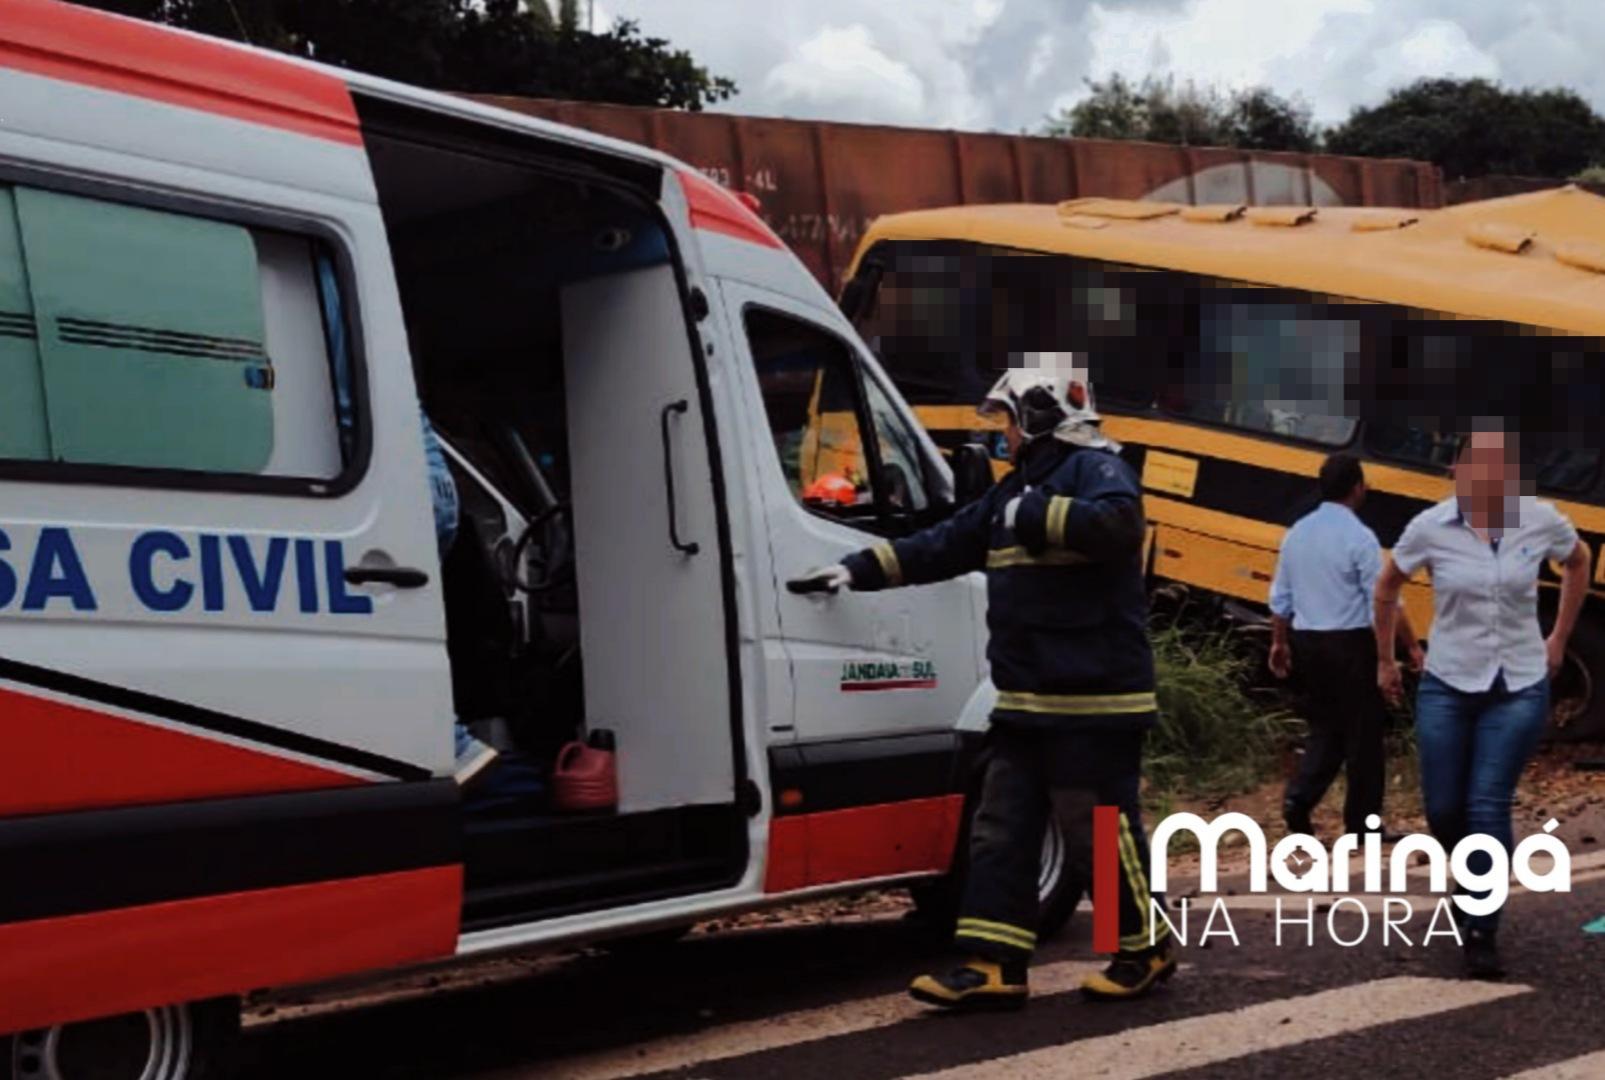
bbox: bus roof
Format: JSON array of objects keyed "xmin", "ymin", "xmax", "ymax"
[{"xmin": 851, "ymin": 186, "xmax": 1605, "ymax": 337}]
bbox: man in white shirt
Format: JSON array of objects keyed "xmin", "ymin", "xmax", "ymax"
[{"xmin": 1269, "ymin": 454, "xmax": 1420, "ymax": 837}]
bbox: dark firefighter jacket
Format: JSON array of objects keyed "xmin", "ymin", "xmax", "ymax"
[{"xmin": 842, "ymin": 437, "xmax": 1155, "ymax": 731}]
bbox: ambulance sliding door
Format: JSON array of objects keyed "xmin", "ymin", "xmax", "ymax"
[{"xmin": 561, "ymin": 264, "xmax": 738, "ymax": 814}]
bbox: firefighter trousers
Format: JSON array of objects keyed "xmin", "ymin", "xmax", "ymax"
[{"xmin": 955, "ymin": 722, "xmax": 1166, "ymax": 961}]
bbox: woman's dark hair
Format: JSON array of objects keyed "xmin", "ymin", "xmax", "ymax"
[{"xmin": 1319, "ymin": 453, "xmax": 1365, "ymax": 502}]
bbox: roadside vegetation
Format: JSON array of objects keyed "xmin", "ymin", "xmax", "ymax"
[
  {"xmin": 1146, "ymin": 611, "xmax": 1292, "ymax": 799},
  {"xmin": 1143, "ymin": 605, "xmax": 1427, "ymax": 844}
]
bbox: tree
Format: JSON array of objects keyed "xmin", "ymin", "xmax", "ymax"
[
  {"xmin": 1224, "ymin": 87, "xmax": 1318, "ymax": 153},
  {"xmin": 77, "ymin": 0, "xmax": 736, "ymax": 111},
  {"xmin": 1044, "ymin": 75, "xmax": 1317, "ymax": 153},
  {"xmin": 1326, "ymin": 78, "xmax": 1605, "ymax": 179}
]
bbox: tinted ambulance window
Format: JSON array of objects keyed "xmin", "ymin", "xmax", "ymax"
[
  {"xmin": 861, "ymin": 374, "xmax": 931, "ymax": 512},
  {"xmin": 0, "ymin": 184, "xmax": 349, "ymax": 482},
  {"xmin": 745, "ymin": 308, "xmax": 881, "ymax": 525}
]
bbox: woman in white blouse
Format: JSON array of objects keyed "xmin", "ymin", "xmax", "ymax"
[{"xmin": 1374, "ymin": 424, "xmax": 1591, "ymax": 980}]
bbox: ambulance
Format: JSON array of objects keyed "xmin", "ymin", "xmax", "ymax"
[{"xmin": 0, "ymin": 2, "xmax": 1085, "ymax": 1074}]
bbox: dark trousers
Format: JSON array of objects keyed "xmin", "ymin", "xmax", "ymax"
[
  {"xmin": 1284, "ymin": 628, "xmax": 1385, "ymax": 834},
  {"xmin": 956, "ymin": 723, "xmax": 1165, "ymax": 961}
]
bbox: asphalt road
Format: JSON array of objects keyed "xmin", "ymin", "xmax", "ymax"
[{"xmin": 234, "ymin": 847, "xmax": 1605, "ymax": 1080}]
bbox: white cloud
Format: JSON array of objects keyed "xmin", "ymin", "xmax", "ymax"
[
  {"xmin": 764, "ymin": 24, "xmax": 928, "ymax": 124},
  {"xmin": 1025, "ymin": 34, "xmax": 1056, "ymax": 86},
  {"xmin": 595, "ymin": 0, "xmax": 1605, "ymax": 134},
  {"xmin": 1084, "ymin": 0, "xmax": 1370, "ymax": 115},
  {"xmin": 1372, "ymin": 20, "xmax": 1500, "ymax": 88}
]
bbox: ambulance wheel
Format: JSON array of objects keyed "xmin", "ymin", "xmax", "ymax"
[
  {"xmin": 909, "ymin": 797, "xmax": 1087, "ymax": 943},
  {"xmin": 4, "ymin": 999, "xmax": 238, "ymax": 1080}
]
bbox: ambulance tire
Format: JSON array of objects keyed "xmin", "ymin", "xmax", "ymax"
[
  {"xmin": 909, "ymin": 794, "xmax": 1087, "ymax": 945},
  {"xmin": 4, "ymin": 998, "xmax": 239, "ymax": 1080}
]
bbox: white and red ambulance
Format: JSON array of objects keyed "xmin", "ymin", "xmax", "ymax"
[{"xmin": 0, "ymin": 2, "xmax": 1084, "ymax": 1074}]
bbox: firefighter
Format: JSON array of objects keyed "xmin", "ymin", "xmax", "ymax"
[{"xmin": 795, "ymin": 361, "xmax": 1176, "ymax": 1008}]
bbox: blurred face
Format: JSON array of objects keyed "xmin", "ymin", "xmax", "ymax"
[
  {"xmin": 1004, "ymin": 415, "xmax": 1024, "ymax": 459},
  {"xmin": 1454, "ymin": 429, "xmax": 1520, "ymax": 523}
]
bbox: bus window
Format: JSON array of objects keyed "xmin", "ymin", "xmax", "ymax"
[
  {"xmin": 856, "ymin": 244, "xmax": 1173, "ymax": 417},
  {"xmin": 991, "ymin": 256, "xmax": 1170, "ymax": 411},
  {"xmin": 1168, "ymin": 293, "xmax": 1362, "ymax": 447},
  {"xmin": 852, "ymin": 244, "xmax": 992, "ymax": 408},
  {"xmin": 1364, "ymin": 320, "xmax": 1604, "ymax": 493}
]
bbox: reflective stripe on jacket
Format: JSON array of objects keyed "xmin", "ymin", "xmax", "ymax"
[{"xmin": 843, "ymin": 438, "xmax": 1155, "ymax": 731}]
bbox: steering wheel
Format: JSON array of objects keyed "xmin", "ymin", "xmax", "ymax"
[{"xmin": 509, "ymin": 502, "xmax": 574, "ymax": 594}]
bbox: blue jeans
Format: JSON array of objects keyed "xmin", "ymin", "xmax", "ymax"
[{"xmin": 1414, "ymin": 672, "xmax": 1548, "ymax": 933}]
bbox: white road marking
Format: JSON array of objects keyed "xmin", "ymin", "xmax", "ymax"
[
  {"xmin": 1500, "ymin": 1050, "xmax": 1605, "ymax": 1079},
  {"xmin": 899, "ymin": 976, "xmax": 1530, "ymax": 1080},
  {"xmin": 533, "ymin": 961, "xmax": 1107, "ymax": 1080}
]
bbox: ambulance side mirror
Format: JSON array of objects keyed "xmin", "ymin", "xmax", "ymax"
[{"xmin": 950, "ymin": 443, "xmax": 994, "ymax": 508}]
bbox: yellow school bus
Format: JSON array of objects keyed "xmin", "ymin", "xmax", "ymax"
[{"xmin": 840, "ymin": 187, "xmax": 1605, "ymax": 739}]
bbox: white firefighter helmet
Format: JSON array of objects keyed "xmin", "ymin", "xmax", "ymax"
[{"xmin": 978, "ymin": 354, "xmax": 1107, "ymax": 447}]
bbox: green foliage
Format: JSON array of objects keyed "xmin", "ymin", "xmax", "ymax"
[
  {"xmin": 76, "ymin": 0, "xmax": 736, "ymax": 110},
  {"xmin": 557, "ymin": 0, "xmax": 581, "ymax": 34},
  {"xmin": 522, "ymin": 0, "xmax": 554, "ymax": 32},
  {"xmin": 1572, "ymin": 165, "xmax": 1605, "ymax": 185},
  {"xmin": 1146, "ymin": 618, "xmax": 1294, "ymax": 796},
  {"xmin": 1044, "ymin": 75, "xmax": 1317, "ymax": 152},
  {"xmin": 1326, "ymin": 78, "xmax": 1605, "ymax": 179}
]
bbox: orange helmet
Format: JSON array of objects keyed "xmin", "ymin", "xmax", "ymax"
[{"xmin": 803, "ymin": 473, "xmax": 858, "ymax": 506}]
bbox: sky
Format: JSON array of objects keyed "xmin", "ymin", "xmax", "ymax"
[{"xmin": 581, "ymin": 0, "xmax": 1605, "ymax": 134}]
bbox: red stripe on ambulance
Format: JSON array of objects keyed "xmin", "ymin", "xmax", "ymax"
[
  {"xmin": 0, "ymin": 0, "xmax": 361, "ymax": 144},
  {"xmin": 764, "ymin": 795, "xmax": 964, "ymax": 892},
  {"xmin": 840, "ymin": 679, "xmax": 939, "ymax": 692},
  {"xmin": 0, "ymin": 865, "xmax": 460, "ymax": 1034},
  {"xmin": 0, "ymin": 683, "xmax": 363, "ymax": 818},
  {"xmin": 678, "ymin": 168, "xmax": 786, "ymax": 249}
]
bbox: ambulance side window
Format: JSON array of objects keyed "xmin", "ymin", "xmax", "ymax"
[
  {"xmin": 745, "ymin": 307, "xmax": 885, "ymax": 527},
  {"xmin": 0, "ymin": 183, "xmax": 354, "ymax": 487},
  {"xmin": 860, "ymin": 373, "xmax": 931, "ymax": 514}
]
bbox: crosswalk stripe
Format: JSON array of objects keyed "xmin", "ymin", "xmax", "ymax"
[
  {"xmin": 542, "ymin": 961, "xmax": 1106, "ymax": 1080},
  {"xmin": 898, "ymin": 976, "xmax": 1530, "ymax": 1080},
  {"xmin": 1500, "ymin": 1050, "xmax": 1605, "ymax": 1079}
]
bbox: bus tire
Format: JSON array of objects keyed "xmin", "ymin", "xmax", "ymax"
[
  {"xmin": 1547, "ymin": 613, "xmax": 1605, "ymax": 742},
  {"xmin": 909, "ymin": 791, "xmax": 1088, "ymax": 944},
  {"xmin": 4, "ymin": 998, "xmax": 239, "ymax": 1080}
]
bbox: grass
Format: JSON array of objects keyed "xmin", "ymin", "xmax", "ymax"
[
  {"xmin": 1145, "ymin": 615, "xmax": 1296, "ymax": 798},
  {"xmin": 1141, "ymin": 611, "xmax": 1427, "ymax": 838}
]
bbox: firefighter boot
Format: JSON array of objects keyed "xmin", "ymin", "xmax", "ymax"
[
  {"xmin": 909, "ymin": 958, "xmax": 1029, "ymax": 1010},
  {"xmin": 1080, "ymin": 935, "xmax": 1178, "ymax": 1001}
]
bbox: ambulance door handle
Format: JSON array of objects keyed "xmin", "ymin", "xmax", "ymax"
[
  {"xmin": 344, "ymin": 565, "xmax": 430, "ymax": 588},
  {"xmin": 660, "ymin": 399, "xmax": 701, "ymax": 557}
]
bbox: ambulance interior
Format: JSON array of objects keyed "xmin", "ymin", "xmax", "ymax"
[{"xmin": 359, "ymin": 99, "xmax": 748, "ymax": 930}]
